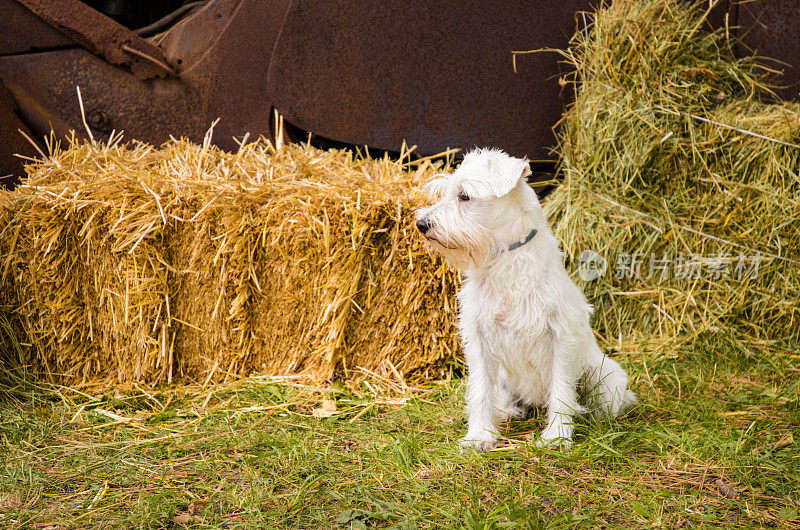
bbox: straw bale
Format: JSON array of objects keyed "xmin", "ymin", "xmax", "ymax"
[
  {"xmin": 546, "ymin": 0, "xmax": 800, "ymax": 346},
  {"xmin": 0, "ymin": 137, "xmax": 459, "ymax": 384}
]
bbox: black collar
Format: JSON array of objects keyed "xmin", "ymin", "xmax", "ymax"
[{"xmin": 507, "ymin": 228, "xmax": 538, "ymax": 252}]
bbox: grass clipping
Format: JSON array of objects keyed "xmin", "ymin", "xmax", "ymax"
[
  {"xmin": 0, "ymin": 138, "xmax": 458, "ymax": 384},
  {"xmin": 546, "ymin": 0, "xmax": 800, "ymax": 347}
]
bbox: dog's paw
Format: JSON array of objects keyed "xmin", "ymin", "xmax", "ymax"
[{"xmin": 459, "ymin": 436, "xmax": 497, "ymax": 452}]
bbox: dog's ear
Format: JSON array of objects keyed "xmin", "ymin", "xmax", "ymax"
[{"xmin": 488, "ymin": 154, "xmax": 532, "ymax": 197}]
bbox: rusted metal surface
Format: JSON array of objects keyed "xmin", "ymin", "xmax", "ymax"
[
  {"xmin": 1, "ymin": 0, "xmax": 800, "ymax": 187},
  {"xmin": 0, "ymin": 80, "xmax": 38, "ymax": 187},
  {"xmin": 0, "ymin": 48, "xmax": 202, "ymax": 145},
  {"xmin": 267, "ymin": 0, "xmax": 592, "ymax": 161},
  {"xmin": 15, "ymin": 0, "xmax": 174, "ymax": 79},
  {"xmin": 735, "ymin": 1, "xmax": 800, "ymax": 100},
  {"xmin": 0, "ymin": 0, "xmax": 288, "ymax": 184},
  {"xmin": 159, "ymin": 0, "xmax": 290, "ymax": 150},
  {"xmin": 0, "ymin": 0, "xmax": 73, "ymax": 55}
]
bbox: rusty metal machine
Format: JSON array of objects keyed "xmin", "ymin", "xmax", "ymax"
[{"xmin": 1, "ymin": 0, "xmax": 798, "ymax": 187}]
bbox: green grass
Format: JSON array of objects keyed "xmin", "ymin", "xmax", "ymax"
[{"xmin": 1, "ymin": 339, "xmax": 799, "ymax": 529}]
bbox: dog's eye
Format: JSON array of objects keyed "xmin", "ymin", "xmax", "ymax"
[{"xmin": 458, "ymin": 191, "xmax": 470, "ymax": 202}]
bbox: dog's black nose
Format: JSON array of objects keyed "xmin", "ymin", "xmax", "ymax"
[{"xmin": 416, "ymin": 218, "xmax": 430, "ymax": 234}]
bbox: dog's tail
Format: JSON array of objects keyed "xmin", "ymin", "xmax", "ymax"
[{"xmin": 584, "ymin": 356, "xmax": 637, "ymax": 418}]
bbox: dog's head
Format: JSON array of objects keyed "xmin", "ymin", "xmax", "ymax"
[{"xmin": 415, "ymin": 148, "xmax": 541, "ymax": 270}]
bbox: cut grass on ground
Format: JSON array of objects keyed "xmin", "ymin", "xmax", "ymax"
[{"xmin": 2, "ymin": 338, "xmax": 799, "ymax": 529}]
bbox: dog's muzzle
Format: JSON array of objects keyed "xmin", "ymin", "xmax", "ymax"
[{"xmin": 416, "ymin": 218, "xmax": 430, "ymax": 234}]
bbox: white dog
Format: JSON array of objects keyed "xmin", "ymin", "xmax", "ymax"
[{"xmin": 415, "ymin": 148, "xmax": 636, "ymax": 450}]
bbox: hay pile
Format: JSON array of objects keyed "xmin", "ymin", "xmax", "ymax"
[
  {"xmin": 0, "ymin": 135, "xmax": 459, "ymax": 384},
  {"xmin": 546, "ymin": 0, "xmax": 800, "ymax": 348},
  {"xmin": 4, "ymin": 0, "xmax": 798, "ymax": 384}
]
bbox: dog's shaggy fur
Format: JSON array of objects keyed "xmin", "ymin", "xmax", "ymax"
[{"xmin": 416, "ymin": 148, "xmax": 636, "ymax": 450}]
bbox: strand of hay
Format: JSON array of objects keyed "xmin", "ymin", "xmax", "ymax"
[
  {"xmin": 546, "ymin": 0, "xmax": 800, "ymax": 348},
  {"xmin": 0, "ymin": 136, "xmax": 459, "ymax": 385}
]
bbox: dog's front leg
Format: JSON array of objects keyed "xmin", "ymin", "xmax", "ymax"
[
  {"xmin": 539, "ymin": 332, "xmax": 586, "ymax": 449},
  {"xmin": 460, "ymin": 332, "xmax": 499, "ymax": 451}
]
